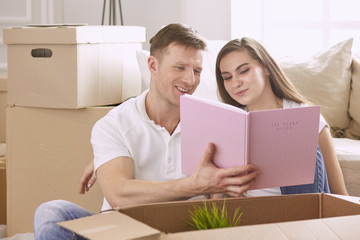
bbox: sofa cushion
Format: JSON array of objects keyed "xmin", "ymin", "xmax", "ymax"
[
  {"xmin": 345, "ymin": 55, "xmax": 360, "ymax": 140},
  {"xmin": 332, "ymin": 137, "xmax": 360, "ymax": 196},
  {"xmin": 279, "ymin": 38, "xmax": 353, "ymax": 134}
]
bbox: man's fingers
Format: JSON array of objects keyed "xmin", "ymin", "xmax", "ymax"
[
  {"xmin": 225, "ymin": 169, "xmax": 259, "ymax": 185},
  {"xmin": 223, "ymin": 164, "xmax": 256, "ymax": 177},
  {"xmin": 225, "ymin": 181, "xmax": 254, "ymax": 197}
]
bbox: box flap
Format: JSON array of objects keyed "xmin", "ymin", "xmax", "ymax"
[
  {"xmin": 58, "ymin": 211, "xmax": 160, "ymax": 240},
  {"xmin": 321, "ymin": 214, "xmax": 360, "ymax": 239},
  {"xmin": 322, "ymin": 194, "xmax": 360, "ymax": 218},
  {"xmin": 3, "ymin": 26, "xmax": 146, "ymax": 44},
  {"xmin": 326, "ymin": 194, "xmax": 360, "ymax": 204}
]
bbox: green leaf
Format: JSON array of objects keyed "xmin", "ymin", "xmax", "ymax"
[{"xmin": 186, "ymin": 200, "xmax": 243, "ymax": 230}]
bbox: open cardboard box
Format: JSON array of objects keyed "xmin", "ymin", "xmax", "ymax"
[{"xmin": 59, "ymin": 193, "xmax": 360, "ymax": 239}]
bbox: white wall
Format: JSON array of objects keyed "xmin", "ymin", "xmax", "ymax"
[
  {"xmin": 180, "ymin": 0, "xmax": 231, "ymax": 40},
  {"xmin": 121, "ymin": 0, "xmax": 183, "ymax": 50}
]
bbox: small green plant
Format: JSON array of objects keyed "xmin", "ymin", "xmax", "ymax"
[{"xmin": 186, "ymin": 201, "xmax": 243, "ymax": 230}]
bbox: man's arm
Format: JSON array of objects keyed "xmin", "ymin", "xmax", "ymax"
[{"xmin": 96, "ymin": 143, "xmax": 259, "ymax": 208}]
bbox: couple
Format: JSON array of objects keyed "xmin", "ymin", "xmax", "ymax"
[{"xmin": 34, "ymin": 23, "xmax": 348, "ymax": 240}]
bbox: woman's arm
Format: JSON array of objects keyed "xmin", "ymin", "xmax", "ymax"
[
  {"xmin": 79, "ymin": 160, "xmax": 96, "ymax": 194},
  {"xmin": 318, "ymin": 126, "xmax": 349, "ymax": 195}
]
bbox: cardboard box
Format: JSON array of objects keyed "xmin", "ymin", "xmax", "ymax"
[
  {"xmin": 0, "ymin": 75, "xmax": 7, "ymax": 143},
  {"xmin": 6, "ymin": 106, "xmax": 114, "ymax": 236},
  {"xmin": 3, "ymin": 26, "xmax": 145, "ymax": 109},
  {"xmin": 59, "ymin": 193, "xmax": 360, "ymax": 239},
  {"xmin": 0, "ymin": 157, "xmax": 6, "ymax": 225}
]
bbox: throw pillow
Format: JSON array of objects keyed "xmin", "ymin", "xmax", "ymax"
[
  {"xmin": 279, "ymin": 38, "xmax": 353, "ymax": 133},
  {"xmin": 345, "ymin": 55, "xmax": 360, "ymax": 139},
  {"xmin": 136, "ymin": 49, "xmax": 151, "ymax": 92}
]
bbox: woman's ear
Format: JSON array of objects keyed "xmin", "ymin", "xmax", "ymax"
[
  {"xmin": 265, "ymin": 68, "xmax": 270, "ymax": 77},
  {"xmin": 148, "ymin": 56, "xmax": 158, "ymax": 74}
]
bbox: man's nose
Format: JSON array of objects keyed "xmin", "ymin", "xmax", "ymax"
[{"xmin": 183, "ymin": 69, "xmax": 196, "ymax": 85}]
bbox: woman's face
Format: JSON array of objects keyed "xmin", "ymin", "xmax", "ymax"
[{"xmin": 219, "ymin": 49, "xmax": 271, "ymax": 109}]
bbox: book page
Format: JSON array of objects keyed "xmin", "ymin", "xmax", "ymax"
[
  {"xmin": 248, "ymin": 106, "xmax": 320, "ymax": 189},
  {"xmin": 180, "ymin": 94, "xmax": 248, "ymax": 175}
]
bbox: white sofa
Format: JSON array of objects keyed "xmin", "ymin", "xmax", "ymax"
[{"xmin": 137, "ymin": 38, "xmax": 360, "ymax": 196}]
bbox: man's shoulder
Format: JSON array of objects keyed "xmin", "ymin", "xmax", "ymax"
[
  {"xmin": 107, "ymin": 96, "xmax": 141, "ymax": 121},
  {"xmin": 94, "ymin": 95, "xmax": 141, "ymax": 130},
  {"xmin": 113, "ymin": 96, "xmax": 138, "ymax": 114}
]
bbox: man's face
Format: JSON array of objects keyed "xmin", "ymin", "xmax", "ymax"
[{"xmin": 149, "ymin": 42, "xmax": 204, "ymax": 107}]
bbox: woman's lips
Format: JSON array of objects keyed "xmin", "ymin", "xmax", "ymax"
[{"xmin": 236, "ymin": 89, "xmax": 248, "ymax": 97}]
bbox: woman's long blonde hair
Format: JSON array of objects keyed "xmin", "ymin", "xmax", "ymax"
[{"xmin": 215, "ymin": 37, "xmax": 308, "ymax": 108}]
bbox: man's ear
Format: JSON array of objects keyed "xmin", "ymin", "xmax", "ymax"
[{"xmin": 148, "ymin": 56, "xmax": 158, "ymax": 74}]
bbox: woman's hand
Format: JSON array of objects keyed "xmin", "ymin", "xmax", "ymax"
[{"xmin": 79, "ymin": 160, "xmax": 96, "ymax": 194}]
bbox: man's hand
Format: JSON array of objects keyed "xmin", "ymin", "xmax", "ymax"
[
  {"xmin": 190, "ymin": 143, "xmax": 259, "ymax": 197},
  {"xmin": 79, "ymin": 160, "xmax": 96, "ymax": 194}
]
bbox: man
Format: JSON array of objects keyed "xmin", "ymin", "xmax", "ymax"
[{"xmin": 34, "ymin": 23, "xmax": 258, "ymax": 240}]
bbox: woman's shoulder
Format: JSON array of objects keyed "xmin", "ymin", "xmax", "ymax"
[{"xmin": 283, "ymin": 99, "xmax": 328, "ymax": 132}]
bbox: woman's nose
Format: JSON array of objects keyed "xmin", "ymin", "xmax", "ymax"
[{"xmin": 233, "ymin": 75, "xmax": 243, "ymax": 87}]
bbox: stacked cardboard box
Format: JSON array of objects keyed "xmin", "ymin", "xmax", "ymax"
[
  {"xmin": 0, "ymin": 75, "xmax": 6, "ymax": 143},
  {"xmin": 0, "ymin": 73, "xmax": 7, "ymax": 226},
  {"xmin": 4, "ymin": 26, "xmax": 145, "ymax": 108},
  {"xmin": 6, "ymin": 106, "xmax": 113, "ymax": 235},
  {"xmin": 0, "ymin": 157, "xmax": 6, "ymax": 225},
  {"xmin": 3, "ymin": 25, "xmax": 146, "ymax": 236}
]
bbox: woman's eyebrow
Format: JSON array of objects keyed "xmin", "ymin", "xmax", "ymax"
[
  {"xmin": 221, "ymin": 63, "xmax": 249, "ymax": 75},
  {"xmin": 235, "ymin": 63, "xmax": 250, "ymax": 72}
]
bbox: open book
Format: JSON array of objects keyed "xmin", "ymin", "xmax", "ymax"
[{"xmin": 180, "ymin": 94, "xmax": 321, "ymax": 189}]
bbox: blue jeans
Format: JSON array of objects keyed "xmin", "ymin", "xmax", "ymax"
[
  {"xmin": 34, "ymin": 200, "xmax": 94, "ymax": 240},
  {"xmin": 281, "ymin": 146, "xmax": 330, "ymax": 194}
]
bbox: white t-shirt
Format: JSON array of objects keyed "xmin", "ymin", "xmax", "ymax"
[
  {"xmin": 244, "ymin": 99, "xmax": 328, "ymax": 197},
  {"xmin": 91, "ymin": 90, "xmax": 184, "ymax": 210}
]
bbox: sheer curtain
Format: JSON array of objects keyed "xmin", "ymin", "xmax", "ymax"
[{"xmin": 231, "ymin": 0, "xmax": 360, "ymax": 58}]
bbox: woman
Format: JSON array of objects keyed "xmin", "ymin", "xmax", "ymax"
[{"xmin": 215, "ymin": 37, "xmax": 348, "ymax": 196}]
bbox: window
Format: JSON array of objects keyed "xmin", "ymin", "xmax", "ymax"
[{"xmin": 231, "ymin": 0, "xmax": 360, "ymax": 58}]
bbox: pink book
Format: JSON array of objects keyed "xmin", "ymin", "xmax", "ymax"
[{"xmin": 180, "ymin": 94, "xmax": 320, "ymax": 189}]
